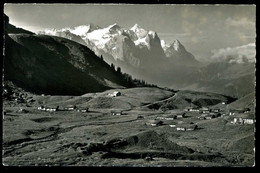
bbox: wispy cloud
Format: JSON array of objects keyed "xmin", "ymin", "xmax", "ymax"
[
  {"xmin": 211, "ymin": 43, "xmax": 256, "ymax": 63},
  {"xmin": 225, "ymin": 17, "xmax": 255, "ymax": 28}
]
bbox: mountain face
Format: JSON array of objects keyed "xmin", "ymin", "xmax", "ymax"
[
  {"xmin": 4, "ymin": 15, "xmax": 137, "ymax": 95},
  {"xmin": 162, "ymin": 39, "xmax": 199, "ymax": 65},
  {"xmin": 40, "ymin": 23, "xmax": 197, "ymax": 67},
  {"xmin": 39, "ymin": 23, "xmax": 200, "ymax": 85},
  {"xmin": 182, "ymin": 61, "xmax": 255, "ymax": 98}
]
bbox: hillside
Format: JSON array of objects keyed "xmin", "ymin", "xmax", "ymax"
[
  {"xmin": 227, "ymin": 92, "xmax": 255, "ymax": 111},
  {"xmin": 183, "ymin": 61, "xmax": 255, "ymax": 98},
  {"xmin": 4, "ymin": 15, "xmax": 138, "ymax": 95}
]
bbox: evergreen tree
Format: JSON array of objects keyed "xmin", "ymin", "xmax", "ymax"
[
  {"xmin": 116, "ymin": 66, "xmax": 121, "ymax": 74},
  {"xmin": 111, "ymin": 63, "xmax": 115, "ymax": 71}
]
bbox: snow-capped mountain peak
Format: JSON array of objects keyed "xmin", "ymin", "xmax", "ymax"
[
  {"xmin": 107, "ymin": 23, "xmax": 122, "ymax": 31},
  {"xmin": 171, "ymin": 39, "xmax": 181, "ymax": 51},
  {"xmin": 162, "ymin": 39, "xmax": 184, "ymax": 52},
  {"xmin": 130, "ymin": 24, "xmax": 147, "ymax": 39},
  {"xmin": 161, "ymin": 40, "xmax": 166, "ymax": 49},
  {"xmin": 70, "ymin": 24, "xmax": 101, "ymax": 36},
  {"xmin": 147, "ymin": 31, "xmax": 157, "ymax": 39},
  {"xmin": 130, "ymin": 24, "xmax": 142, "ymax": 31}
]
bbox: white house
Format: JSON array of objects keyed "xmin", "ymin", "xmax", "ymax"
[
  {"xmin": 243, "ymin": 119, "xmax": 254, "ymax": 124},
  {"xmin": 232, "ymin": 117, "xmax": 255, "ymax": 125},
  {"xmin": 65, "ymin": 105, "xmax": 77, "ymax": 111},
  {"xmin": 108, "ymin": 91, "xmax": 121, "ymax": 97},
  {"xmin": 177, "ymin": 127, "xmax": 186, "ymax": 131},
  {"xmin": 111, "ymin": 110, "xmax": 123, "ymax": 115}
]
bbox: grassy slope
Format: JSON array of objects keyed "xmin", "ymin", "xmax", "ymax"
[
  {"xmin": 228, "ymin": 92, "xmax": 255, "ymax": 111},
  {"xmin": 3, "ymin": 86, "xmax": 254, "ymax": 166}
]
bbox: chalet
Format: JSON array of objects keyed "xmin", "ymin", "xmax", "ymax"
[
  {"xmin": 186, "ymin": 124, "xmax": 198, "ymax": 131},
  {"xmin": 38, "ymin": 105, "xmax": 46, "ymax": 111},
  {"xmin": 243, "ymin": 108, "xmax": 251, "ymax": 113},
  {"xmin": 164, "ymin": 120, "xmax": 177, "ymax": 127},
  {"xmin": 80, "ymin": 109, "xmax": 88, "ymax": 113},
  {"xmin": 18, "ymin": 108, "xmax": 29, "ymax": 113},
  {"xmin": 176, "ymin": 127, "xmax": 186, "ymax": 131},
  {"xmin": 229, "ymin": 112, "xmax": 235, "ymax": 116},
  {"xmin": 175, "ymin": 113, "xmax": 186, "ymax": 119},
  {"xmin": 205, "ymin": 113, "xmax": 221, "ymax": 119},
  {"xmin": 176, "ymin": 124, "xmax": 198, "ymax": 131},
  {"xmin": 222, "ymin": 102, "xmax": 226, "ymax": 105},
  {"xmin": 77, "ymin": 108, "xmax": 89, "ymax": 113},
  {"xmin": 184, "ymin": 107, "xmax": 199, "ymax": 112},
  {"xmin": 111, "ymin": 110, "xmax": 123, "ymax": 116},
  {"xmin": 198, "ymin": 113, "xmax": 208, "ymax": 120},
  {"xmin": 156, "ymin": 116, "xmax": 165, "ymax": 120},
  {"xmin": 65, "ymin": 105, "xmax": 77, "ymax": 111},
  {"xmin": 156, "ymin": 113, "xmax": 186, "ymax": 120},
  {"xmin": 188, "ymin": 108, "xmax": 199, "ymax": 112},
  {"xmin": 231, "ymin": 114, "xmax": 255, "ymax": 125},
  {"xmin": 243, "ymin": 119, "xmax": 254, "ymax": 124},
  {"xmin": 147, "ymin": 120, "xmax": 163, "ymax": 126},
  {"xmin": 231, "ymin": 117, "xmax": 244, "ymax": 124},
  {"xmin": 212, "ymin": 109, "xmax": 220, "ymax": 113},
  {"xmin": 108, "ymin": 91, "xmax": 121, "ymax": 97},
  {"xmin": 38, "ymin": 105, "xmax": 59, "ymax": 112},
  {"xmin": 221, "ymin": 113, "xmax": 226, "ymax": 117},
  {"xmin": 46, "ymin": 106, "xmax": 59, "ymax": 112},
  {"xmin": 200, "ymin": 107, "xmax": 210, "ymax": 114}
]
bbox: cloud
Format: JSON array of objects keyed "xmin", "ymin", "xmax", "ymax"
[
  {"xmin": 225, "ymin": 17, "xmax": 255, "ymax": 28},
  {"xmin": 211, "ymin": 43, "xmax": 256, "ymax": 63}
]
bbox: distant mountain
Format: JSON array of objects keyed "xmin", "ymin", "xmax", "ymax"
[
  {"xmin": 39, "ymin": 23, "xmax": 200, "ymax": 86},
  {"xmin": 182, "ymin": 61, "xmax": 255, "ymax": 98},
  {"xmin": 38, "ymin": 22, "xmax": 255, "ymax": 99},
  {"xmin": 162, "ymin": 39, "xmax": 199, "ymax": 65},
  {"xmin": 3, "ymin": 14, "xmax": 142, "ymax": 95}
]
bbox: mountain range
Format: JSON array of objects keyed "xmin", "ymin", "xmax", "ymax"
[
  {"xmin": 39, "ymin": 23, "xmax": 255, "ymax": 98},
  {"xmin": 4, "ymin": 12, "xmax": 255, "ymax": 98},
  {"xmin": 40, "ymin": 23, "xmax": 199, "ymax": 68},
  {"xmin": 39, "ymin": 23, "xmax": 200, "ymax": 85}
]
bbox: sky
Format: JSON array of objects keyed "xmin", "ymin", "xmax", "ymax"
[{"xmin": 4, "ymin": 4, "xmax": 256, "ymax": 62}]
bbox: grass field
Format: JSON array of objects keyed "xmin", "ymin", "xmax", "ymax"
[{"xmin": 2, "ymin": 87, "xmax": 255, "ymax": 166}]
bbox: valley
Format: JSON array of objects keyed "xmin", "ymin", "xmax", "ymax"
[{"xmin": 3, "ymin": 86, "xmax": 255, "ymax": 166}]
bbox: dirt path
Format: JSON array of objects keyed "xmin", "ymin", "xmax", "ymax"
[{"xmin": 139, "ymin": 93, "xmax": 176, "ymax": 109}]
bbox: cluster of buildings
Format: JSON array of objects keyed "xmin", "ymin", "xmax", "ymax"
[
  {"xmin": 231, "ymin": 117, "xmax": 254, "ymax": 125},
  {"xmin": 37, "ymin": 105, "xmax": 89, "ymax": 113},
  {"xmin": 145, "ymin": 106, "xmax": 254, "ymax": 131},
  {"xmin": 146, "ymin": 112, "xmax": 199, "ymax": 132},
  {"xmin": 155, "ymin": 113, "xmax": 186, "ymax": 120},
  {"xmin": 146, "ymin": 119, "xmax": 199, "ymax": 132}
]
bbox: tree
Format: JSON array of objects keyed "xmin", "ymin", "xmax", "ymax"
[
  {"xmin": 100, "ymin": 55, "xmax": 104, "ymax": 61},
  {"xmin": 116, "ymin": 66, "xmax": 121, "ymax": 74},
  {"xmin": 111, "ymin": 63, "xmax": 115, "ymax": 71}
]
